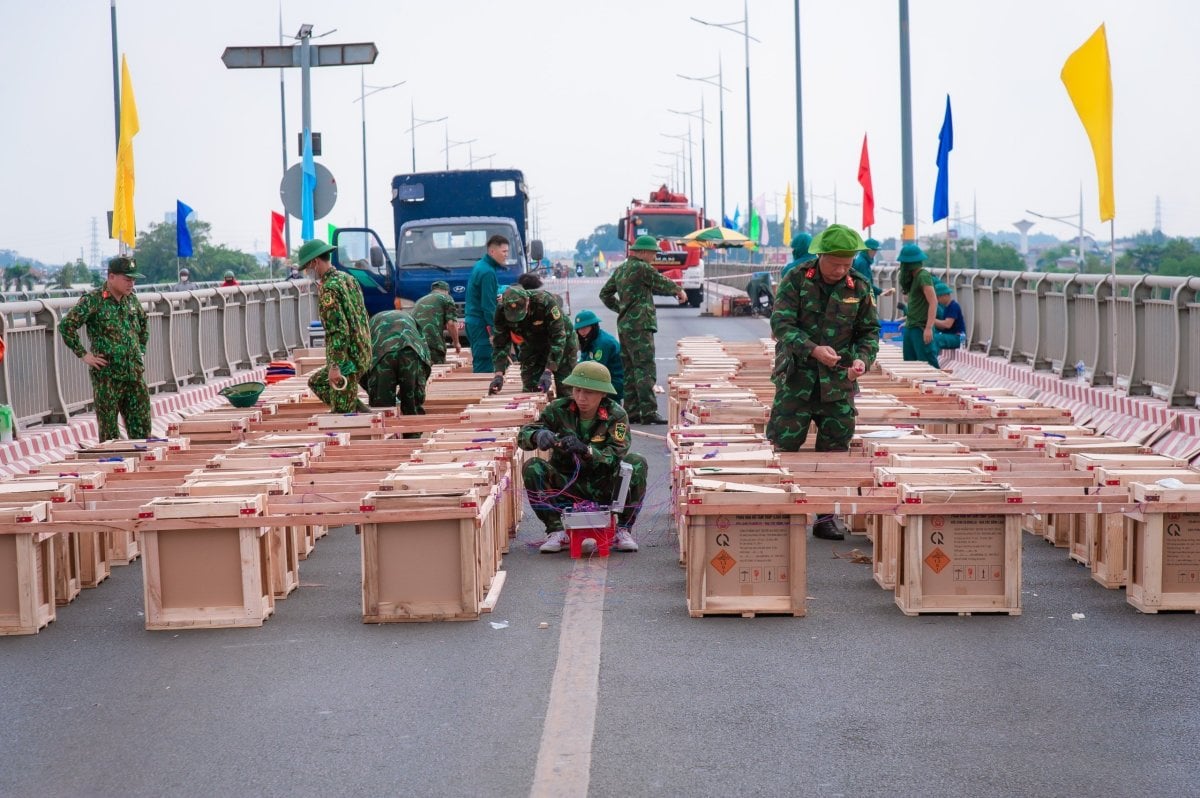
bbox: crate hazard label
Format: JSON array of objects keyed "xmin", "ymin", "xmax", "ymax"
[
  {"xmin": 924, "ymin": 547, "xmax": 950, "ymax": 574},
  {"xmin": 1162, "ymin": 513, "xmax": 1200, "ymax": 593},
  {"xmin": 710, "ymin": 549, "xmax": 736, "ymax": 576}
]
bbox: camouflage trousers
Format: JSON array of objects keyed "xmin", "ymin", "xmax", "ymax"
[
  {"xmin": 766, "ymin": 382, "xmax": 857, "ymax": 452},
  {"xmin": 363, "ymin": 349, "xmax": 430, "ymax": 413},
  {"xmin": 618, "ymin": 326, "xmax": 658, "ymax": 420},
  {"xmin": 466, "ymin": 321, "xmax": 493, "ymax": 373},
  {"xmin": 427, "ymin": 339, "xmax": 448, "ymax": 365},
  {"xmin": 308, "ymin": 364, "xmax": 361, "ymax": 413},
  {"xmin": 91, "ymin": 371, "xmax": 150, "ymax": 442},
  {"xmin": 522, "ymin": 452, "xmax": 648, "ymax": 532}
]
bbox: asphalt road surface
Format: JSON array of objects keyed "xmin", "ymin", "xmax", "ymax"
[{"xmin": 3, "ymin": 277, "xmax": 1197, "ymax": 798}]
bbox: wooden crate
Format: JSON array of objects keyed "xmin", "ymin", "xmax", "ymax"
[
  {"xmin": 77, "ymin": 528, "xmax": 111, "ymax": 588},
  {"xmin": 0, "ymin": 503, "xmax": 56, "ymax": 635},
  {"xmin": 1124, "ymin": 483, "xmax": 1200, "ymax": 613},
  {"xmin": 1088, "ymin": 513, "xmax": 1129, "ymax": 588},
  {"xmin": 360, "ymin": 489, "xmax": 499, "ymax": 623},
  {"xmin": 105, "ymin": 527, "xmax": 140, "ymax": 566},
  {"xmin": 894, "ymin": 485, "xmax": 1023, "ymax": 616},
  {"xmin": 873, "ymin": 514, "xmax": 901, "ymax": 589},
  {"xmin": 52, "ymin": 530, "xmax": 82, "ymax": 605},
  {"xmin": 684, "ymin": 487, "xmax": 808, "ymax": 618},
  {"xmin": 1042, "ymin": 513, "xmax": 1075, "ymax": 548},
  {"xmin": 139, "ymin": 496, "xmax": 274, "ymax": 630}
]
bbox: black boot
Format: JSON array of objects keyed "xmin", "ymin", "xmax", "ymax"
[{"xmin": 812, "ymin": 516, "xmax": 847, "ymax": 541}]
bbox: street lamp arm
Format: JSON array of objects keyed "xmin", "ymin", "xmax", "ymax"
[{"xmin": 353, "ymin": 79, "xmax": 405, "ymax": 104}]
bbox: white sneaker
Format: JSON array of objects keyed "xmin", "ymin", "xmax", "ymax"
[
  {"xmin": 539, "ymin": 529, "xmax": 570, "ymax": 553},
  {"xmin": 613, "ymin": 527, "xmax": 639, "ymax": 552}
]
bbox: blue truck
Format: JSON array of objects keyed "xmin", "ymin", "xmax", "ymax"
[{"xmin": 330, "ymin": 168, "xmax": 541, "ymax": 316}]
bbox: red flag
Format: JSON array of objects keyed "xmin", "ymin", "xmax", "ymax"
[
  {"xmin": 858, "ymin": 133, "xmax": 875, "ymax": 230},
  {"xmin": 270, "ymin": 211, "xmax": 287, "ymax": 258}
]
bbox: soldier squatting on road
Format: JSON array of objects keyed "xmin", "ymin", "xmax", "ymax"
[
  {"xmin": 518, "ymin": 362, "xmax": 647, "ymax": 553},
  {"xmin": 487, "ymin": 285, "xmax": 574, "ymax": 396},
  {"xmin": 411, "ymin": 280, "xmax": 461, "ymax": 365},
  {"xmin": 361, "ymin": 310, "xmax": 432, "ymax": 439},
  {"xmin": 767, "ymin": 224, "xmax": 880, "ymax": 540},
  {"xmin": 599, "ymin": 234, "xmax": 688, "ymax": 424},
  {"xmin": 298, "ymin": 239, "xmax": 372, "ymax": 413},
  {"xmin": 58, "ymin": 256, "xmax": 151, "ymax": 441}
]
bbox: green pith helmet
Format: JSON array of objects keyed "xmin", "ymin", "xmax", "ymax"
[
  {"xmin": 864, "ymin": 237, "xmax": 881, "ymax": 251},
  {"xmin": 430, "ymin": 280, "xmax": 450, "ymax": 291},
  {"xmin": 934, "ymin": 279, "xmax": 953, "ymax": 296},
  {"xmin": 790, "ymin": 231, "xmax": 815, "ymax": 263},
  {"xmin": 297, "ymin": 239, "xmax": 335, "ymax": 267},
  {"xmin": 501, "ymin": 285, "xmax": 530, "ymax": 322},
  {"xmin": 573, "ymin": 309, "xmax": 601, "ymax": 330},
  {"xmin": 224, "ymin": 270, "xmax": 235, "ymax": 279},
  {"xmin": 631, "ymin": 235, "xmax": 659, "ymax": 252},
  {"xmin": 562, "ymin": 361, "xmax": 616, "ymax": 395},
  {"xmin": 898, "ymin": 243, "xmax": 928, "ymax": 263},
  {"xmin": 809, "ymin": 224, "xmax": 867, "ymax": 256}
]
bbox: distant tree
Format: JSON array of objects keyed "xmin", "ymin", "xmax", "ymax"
[
  {"xmin": 925, "ymin": 237, "xmax": 1024, "ymax": 272},
  {"xmin": 3, "ymin": 263, "xmax": 34, "ymax": 291},
  {"xmin": 574, "ymin": 224, "xmax": 624, "ymax": 263},
  {"xmin": 132, "ymin": 219, "xmax": 263, "ymax": 283},
  {"xmin": 53, "ymin": 259, "xmax": 89, "ymax": 289}
]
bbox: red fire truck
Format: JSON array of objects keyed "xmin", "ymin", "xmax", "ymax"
[{"xmin": 616, "ymin": 185, "xmax": 708, "ymax": 307}]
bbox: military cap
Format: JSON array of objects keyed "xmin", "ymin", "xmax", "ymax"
[
  {"xmin": 108, "ymin": 256, "xmax": 143, "ymax": 279},
  {"xmin": 809, "ymin": 224, "xmax": 867, "ymax": 256},
  {"xmin": 897, "ymin": 243, "xmax": 928, "ymax": 263},
  {"xmin": 864, "ymin": 237, "xmax": 881, "ymax": 250},
  {"xmin": 563, "ymin": 361, "xmax": 616, "ymax": 395},
  {"xmin": 934, "ymin": 280, "xmax": 953, "ymax": 296},
  {"xmin": 430, "ymin": 280, "xmax": 450, "ymax": 291},
  {"xmin": 573, "ymin": 309, "xmax": 602, "ymax": 330},
  {"xmin": 630, "ymin": 235, "xmax": 660, "ymax": 252},
  {"xmin": 501, "ymin": 285, "xmax": 530, "ymax": 322},
  {"xmin": 297, "ymin": 239, "xmax": 336, "ymax": 267}
]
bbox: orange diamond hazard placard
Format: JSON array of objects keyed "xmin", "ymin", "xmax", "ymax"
[
  {"xmin": 924, "ymin": 547, "xmax": 950, "ymax": 574},
  {"xmin": 710, "ymin": 548, "xmax": 736, "ymax": 576}
]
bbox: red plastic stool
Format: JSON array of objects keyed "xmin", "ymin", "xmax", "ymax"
[{"xmin": 566, "ymin": 515, "xmax": 616, "ymax": 558}]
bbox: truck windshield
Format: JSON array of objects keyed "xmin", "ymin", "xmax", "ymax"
[
  {"xmin": 398, "ymin": 224, "xmax": 517, "ymax": 269},
  {"xmin": 633, "ymin": 213, "xmax": 698, "ymax": 239}
]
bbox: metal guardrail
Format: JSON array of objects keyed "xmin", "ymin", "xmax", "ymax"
[
  {"xmin": 0, "ymin": 280, "xmax": 318, "ymax": 428},
  {"xmin": 875, "ymin": 266, "xmax": 1200, "ymax": 407}
]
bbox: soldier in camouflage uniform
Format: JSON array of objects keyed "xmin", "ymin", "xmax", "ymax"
[
  {"xmin": 59, "ymin": 256, "xmax": 151, "ymax": 441},
  {"xmin": 298, "ymin": 239, "xmax": 372, "ymax": 413},
  {"xmin": 768, "ymin": 224, "xmax": 880, "ymax": 539},
  {"xmin": 488, "ymin": 285, "xmax": 573, "ymax": 396},
  {"xmin": 412, "ymin": 280, "xmax": 460, "ymax": 365},
  {"xmin": 517, "ymin": 272, "xmax": 578, "ymax": 388},
  {"xmin": 518, "ymin": 362, "xmax": 647, "ymax": 553},
  {"xmin": 598, "ymin": 235, "xmax": 688, "ymax": 424},
  {"xmin": 361, "ymin": 311, "xmax": 431, "ymax": 438}
]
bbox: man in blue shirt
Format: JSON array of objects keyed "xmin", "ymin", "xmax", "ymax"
[
  {"xmin": 465, "ymin": 234, "xmax": 509, "ymax": 372},
  {"xmin": 932, "ymin": 280, "xmax": 966, "ymax": 351},
  {"xmin": 573, "ymin": 309, "xmax": 624, "ymax": 402}
]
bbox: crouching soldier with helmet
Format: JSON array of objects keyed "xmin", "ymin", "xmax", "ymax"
[{"xmin": 518, "ymin": 362, "xmax": 647, "ymax": 553}]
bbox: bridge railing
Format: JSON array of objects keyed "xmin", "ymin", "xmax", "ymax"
[
  {"xmin": 0, "ymin": 280, "xmax": 317, "ymax": 428},
  {"xmin": 876, "ymin": 266, "xmax": 1200, "ymax": 407}
]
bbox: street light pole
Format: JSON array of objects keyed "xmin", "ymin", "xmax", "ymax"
[
  {"xmin": 408, "ymin": 102, "xmax": 448, "ymax": 172},
  {"xmin": 661, "ymin": 131, "xmax": 694, "ymax": 200},
  {"xmin": 669, "ymin": 105, "xmax": 708, "ymax": 222},
  {"xmin": 899, "ymin": 0, "xmax": 916, "ymax": 243},
  {"xmin": 679, "ymin": 63, "xmax": 730, "ymax": 225},
  {"xmin": 794, "ymin": 0, "xmax": 807, "ymax": 233},
  {"xmin": 443, "ymin": 137, "xmax": 477, "ymax": 170},
  {"xmin": 354, "ymin": 70, "xmax": 404, "ymax": 229}
]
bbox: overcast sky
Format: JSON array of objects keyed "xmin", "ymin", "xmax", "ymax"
[{"xmin": 4, "ymin": 0, "xmax": 1198, "ymax": 264}]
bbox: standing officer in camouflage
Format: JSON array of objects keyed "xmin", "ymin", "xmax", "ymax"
[
  {"xmin": 768, "ymin": 224, "xmax": 880, "ymax": 539},
  {"xmin": 488, "ymin": 285, "xmax": 572, "ymax": 396},
  {"xmin": 361, "ymin": 311, "xmax": 431, "ymax": 437},
  {"xmin": 298, "ymin": 239, "xmax": 372, "ymax": 413},
  {"xmin": 598, "ymin": 235, "xmax": 687, "ymax": 424},
  {"xmin": 412, "ymin": 280, "xmax": 460, "ymax": 365},
  {"xmin": 59, "ymin": 256, "xmax": 151, "ymax": 441},
  {"xmin": 518, "ymin": 362, "xmax": 646, "ymax": 553}
]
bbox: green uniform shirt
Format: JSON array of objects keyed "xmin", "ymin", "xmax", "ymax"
[
  {"xmin": 58, "ymin": 287, "xmax": 149, "ymax": 380},
  {"xmin": 518, "ymin": 396, "xmax": 631, "ymax": 479},
  {"xmin": 368, "ymin": 311, "xmax": 431, "ymax": 365},
  {"xmin": 598, "ymin": 257, "xmax": 680, "ymax": 333},
  {"xmin": 412, "ymin": 291, "xmax": 458, "ymax": 356},
  {"xmin": 317, "ymin": 268, "xmax": 372, "ymax": 377},
  {"xmin": 491, "ymin": 290, "xmax": 568, "ymax": 373},
  {"xmin": 905, "ymin": 268, "xmax": 936, "ymax": 329}
]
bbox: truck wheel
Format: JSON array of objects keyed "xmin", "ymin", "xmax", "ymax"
[{"xmin": 686, "ymin": 289, "xmax": 703, "ymax": 308}]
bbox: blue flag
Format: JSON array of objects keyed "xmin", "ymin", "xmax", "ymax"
[
  {"xmin": 176, "ymin": 200, "xmax": 194, "ymax": 258},
  {"xmin": 732, "ymin": 205, "xmax": 741, "ymax": 232},
  {"xmin": 722, "ymin": 213, "xmax": 735, "ymax": 230},
  {"xmin": 301, "ymin": 128, "xmax": 316, "ymax": 239},
  {"xmin": 932, "ymin": 95, "xmax": 953, "ymax": 224}
]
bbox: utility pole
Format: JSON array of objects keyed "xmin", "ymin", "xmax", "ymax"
[
  {"xmin": 793, "ymin": 0, "xmax": 807, "ymax": 232},
  {"xmin": 355, "ymin": 70, "xmax": 405, "ymax": 229},
  {"xmin": 898, "ymin": 0, "xmax": 916, "ymax": 243}
]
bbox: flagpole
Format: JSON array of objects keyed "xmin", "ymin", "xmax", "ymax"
[
  {"xmin": 1110, "ymin": 218, "xmax": 1118, "ymax": 384},
  {"xmin": 945, "ymin": 216, "xmax": 951, "ymax": 281}
]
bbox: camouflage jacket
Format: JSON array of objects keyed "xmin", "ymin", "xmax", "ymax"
[
  {"xmin": 58, "ymin": 287, "xmax": 149, "ymax": 380},
  {"xmin": 518, "ymin": 396, "xmax": 631, "ymax": 481},
  {"xmin": 491, "ymin": 289, "xmax": 568, "ymax": 372},
  {"xmin": 412, "ymin": 291, "xmax": 458, "ymax": 351},
  {"xmin": 598, "ymin": 257, "xmax": 680, "ymax": 333},
  {"xmin": 770, "ymin": 264, "xmax": 880, "ymax": 403},
  {"xmin": 368, "ymin": 311, "xmax": 431, "ymax": 366},
  {"xmin": 318, "ymin": 268, "xmax": 372, "ymax": 377}
]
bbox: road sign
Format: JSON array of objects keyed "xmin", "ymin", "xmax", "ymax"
[
  {"xmin": 280, "ymin": 162, "xmax": 337, "ymax": 221},
  {"xmin": 220, "ymin": 43, "xmax": 378, "ymax": 69}
]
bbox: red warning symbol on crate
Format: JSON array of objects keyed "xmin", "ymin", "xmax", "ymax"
[
  {"xmin": 710, "ymin": 548, "xmax": 737, "ymax": 576},
  {"xmin": 924, "ymin": 546, "xmax": 951, "ymax": 574}
]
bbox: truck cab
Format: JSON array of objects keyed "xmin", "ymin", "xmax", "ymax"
[
  {"xmin": 617, "ymin": 186, "xmax": 708, "ymax": 308},
  {"xmin": 331, "ymin": 169, "xmax": 540, "ymax": 317}
]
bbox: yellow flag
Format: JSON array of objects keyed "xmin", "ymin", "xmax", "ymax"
[
  {"xmin": 1061, "ymin": 24, "xmax": 1114, "ymax": 221},
  {"xmin": 111, "ymin": 54, "xmax": 140, "ymax": 248},
  {"xmin": 782, "ymin": 183, "xmax": 794, "ymax": 247}
]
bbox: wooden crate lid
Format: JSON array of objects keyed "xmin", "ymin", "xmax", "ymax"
[
  {"xmin": 177, "ymin": 476, "xmax": 291, "ymax": 497},
  {"xmin": 379, "ymin": 473, "xmax": 492, "ymax": 492},
  {"xmin": 390, "ymin": 461, "xmax": 497, "ymax": 476},
  {"xmin": 430, "ymin": 427, "xmax": 520, "ymax": 439},
  {"xmin": 998, "ymin": 424, "xmax": 1095, "ymax": 439},
  {"xmin": 170, "ymin": 416, "xmax": 250, "ymax": 433},
  {"xmin": 890, "ymin": 453, "xmax": 998, "ymax": 471},
  {"xmin": 1093, "ymin": 468, "xmax": 1200, "ymax": 487},
  {"xmin": 1071, "ymin": 453, "xmax": 1187, "ymax": 471},
  {"xmin": 669, "ymin": 424, "xmax": 759, "ymax": 437},
  {"xmin": 0, "ymin": 502, "xmax": 51, "ymax": 524},
  {"xmin": 185, "ymin": 466, "xmax": 294, "ymax": 482},
  {"xmin": 684, "ymin": 483, "xmax": 808, "ymax": 507},
  {"xmin": 674, "ymin": 449, "xmax": 778, "ymax": 466},
  {"xmin": 206, "ymin": 451, "xmax": 310, "ymax": 469},
  {"xmin": 418, "ymin": 438, "xmax": 517, "ymax": 453},
  {"xmin": 8, "ymin": 471, "xmax": 105, "ymax": 490},
  {"xmin": 410, "ymin": 448, "xmax": 510, "ymax": 464},
  {"xmin": 0, "ymin": 481, "xmax": 75, "ymax": 503},
  {"xmin": 312, "ymin": 412, "xmax": 384, "ymax": 430},
  {"xmin": 364, "ymin": 487, "xmax": 484, "ymax": 510},
  {"xmin": 232, "ymin": 440, "xmax": 326, "ymax": 457},
  {"xmin": 74, "ymin": 445, "xmax": 168, "ymax": 461},
  {"xmin": 258, "ymin": 432, "xmax": 350, "ymax": 448},
  {"xmin": 1129, "ymin": 481, "xmax": 1200, "ymax": 503},
  {"xmin": 144, "ymin": 494, "xmax": 267, "ymax": 519},
  {"xmin": 865, "ymin": 441, "xmax": 971, "ymax": 457},
  {"xmin": 898, "ymin": 483, "xmax": 1021, "ymax": 504},
  {"xmin": 32, "ymin": 457, "xmax": 137, "ymax": 474},
  {"xmin": 874, "ymin": 467, "xmax": 988, "ymax": 487}
]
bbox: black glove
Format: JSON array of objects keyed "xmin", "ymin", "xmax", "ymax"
[
  {"xmin": 488, "ymin": 375, "xmax": 505, "ymax": 395},
  {"xmin": 537, "ymin": 370, "xmax": 554, "ymax": 393},
  {"xmin": 558, "ymin": 434, "xmax": 590, "ymax": 459},
  {"xmin": 533, "ymin": 429, "xmax": 558, "ymax": 451}
]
